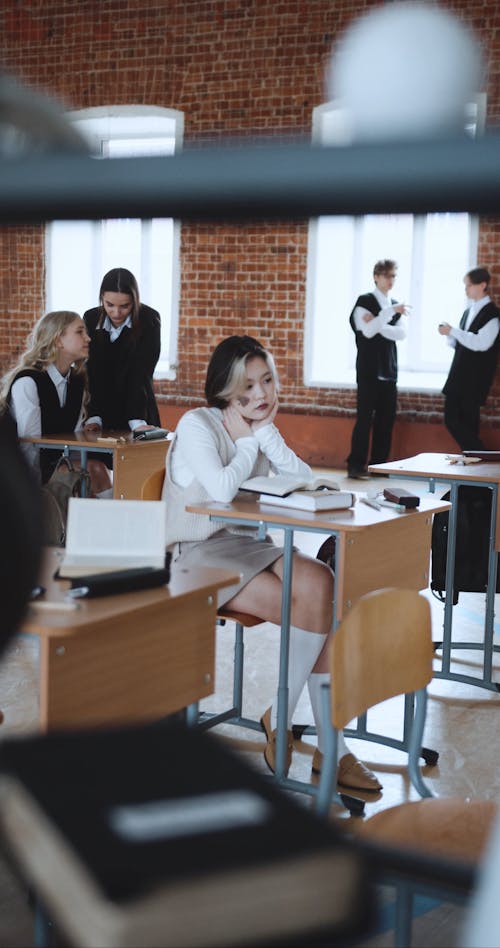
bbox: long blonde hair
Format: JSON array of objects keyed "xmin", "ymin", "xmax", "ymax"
[{"xmin": 0, "ymin": 311, "xmax": 88, "ymax": 412}]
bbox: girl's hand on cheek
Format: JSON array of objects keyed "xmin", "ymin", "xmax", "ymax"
[
  {"xmin": 252, "ymin": 397, "xmax": 278, "ymax": 431},
  {"xmin": 222, "ymin": 405, "xmax": 253, "ymax": 441}
]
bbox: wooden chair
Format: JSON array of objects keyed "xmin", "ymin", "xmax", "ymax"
[
  {"xmin": 354, "ymin": 796, "xmax": 499, "ymax": 947},
  {"xmin": 141, "ymin": 468, "xmax": 266, "ymax": 734},
  {"xmin": 316, "ymin": 587, "xmax": 435, "ymax": 817},
  {"xmin": 315, "ymin": 587, "xmax": 499, "ymax": 946}
]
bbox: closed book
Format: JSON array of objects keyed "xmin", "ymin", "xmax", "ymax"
[
  {"xmin": 66, "ymin": 562, "xmax": 171, "ymax": 598},
  {"xmin": 258, "ymin": 489, "xmax": 356, "ymax": 511},
  {"xmin": 0, "ymin": 725, "xmax": 369, "ymax": 948}
]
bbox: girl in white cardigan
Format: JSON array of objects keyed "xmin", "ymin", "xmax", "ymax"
[{"xmin": 163, "ymin": 335, "xmax": 381, "ymax": 792}]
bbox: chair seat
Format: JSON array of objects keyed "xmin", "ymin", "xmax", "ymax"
[
  {"xmin": 217, "ymin": 608, "xmax": 264, "ymax": 628},
  {"xmin": 353, "ymin": 797, "xmax": 499, "ymax": 864}
]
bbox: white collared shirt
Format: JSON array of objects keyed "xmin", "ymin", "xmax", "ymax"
[
  {"xmin": 47, "ymin": 362, "xmax": 69, "ymax": 407},
  {"xmin": 102, "ymin": 313, "xmax": 132, "ymax": 342},
  {"xmin": 352, "ymin": 286, "xmax": 408, "ymax": 341},
  {"xmin": 448, "ymin": 295, "xmax": 499, "ymax": 352}
]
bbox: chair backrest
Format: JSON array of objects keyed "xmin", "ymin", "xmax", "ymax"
[
  {"xmin": 330, "ymin": 588, "xmax": 433, "ymax": 730},
  {"xmin": 141, "ymin": 467, "xmax": 165, "ymax": 500}
]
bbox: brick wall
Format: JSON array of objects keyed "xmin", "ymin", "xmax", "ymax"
[{"xmin": 2, "ymin": 0, "xmax": 500, "ymax": 449}]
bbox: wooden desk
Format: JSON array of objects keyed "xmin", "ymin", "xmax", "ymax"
[
  {"xmin": 369, "ymin": 453, "xmax": 500, "ymax": 693},
  {"xmin": 21, "ymin": 549, "xmax": 238, "ymax": 732},
  {"xmin": 22, "ymin": 431, "xmax": 169, "ymax": 499},
  {"xmin": 187, "ymin": 492, "xmax": 450, "ymax": 795},
  {"xmin": 188, "ymin": 493, "xmax": 450, "ymax": 623}
]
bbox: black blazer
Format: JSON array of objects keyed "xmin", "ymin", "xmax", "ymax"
[{"xmin": 84, "ymin": 304, "xmax": 161, "ymax": 429}]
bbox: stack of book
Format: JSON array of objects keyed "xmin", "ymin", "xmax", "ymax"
[{"xmin": 241, "ymin": 474, "xmax": 356, "ymax": 512}]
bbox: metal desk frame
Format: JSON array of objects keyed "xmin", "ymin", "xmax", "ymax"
[
  {"xmin": 369, "ymin": 455, "xmax": 500, "ymax": 694},
  {"xmin": 187, "ymin": 496, "xmax": 449, "ymax": 807}
]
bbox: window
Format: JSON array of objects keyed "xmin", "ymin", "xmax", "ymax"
[
  {"xmin": 305, "ymin": 97, "xmax": 485, "ymax": 392},
  {"xmin": 45, "ymin": 106, "xmax": 183, "ymax": 379}
]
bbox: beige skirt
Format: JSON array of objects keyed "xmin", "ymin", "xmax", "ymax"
[{"xmin": 173, "ymin": 529, "xmax": 285, "ymax": 607}]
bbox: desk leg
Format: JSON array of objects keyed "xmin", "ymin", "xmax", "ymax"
[
  {"xmin": 79, "ymin": 447, "xmax": 88, "ymax": 497},
  {"xmin": 440, "ymin": 481, "xmax": 459, "ymax": 675},
  {"xmin": 434, "ymin": 481, "xmax": 500, "ymax": 692},
  {"xmin": 34, "ymin": 898, "xmax": 52, "ymax": 947},
  {"xmin": 275, "ymin": 528, "xmax": 294, "ymax": 779},
  {"xmin": 484, "ymin": 486, "xmax": 498, "ymax": 685}
]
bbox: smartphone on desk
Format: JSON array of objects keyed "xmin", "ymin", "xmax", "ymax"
[{"xmin": 132, "ymin": 428, "xmax": 170, "ymax": 442}]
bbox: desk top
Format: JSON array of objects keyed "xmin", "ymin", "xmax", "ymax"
[
  {"xmin": 25, "ymin": 548, "xmax": 239, "ymax": 637},
  {"xmin": 369, "ymin": 453, "xmax": 500, "ymax": 483},
  {"xmin": 21, "ymin": 430, "xmax": 168, "ymax": 449},
  {"xmin": 187, "ymin": 491, "xmax": 450, "ymax": 533}
]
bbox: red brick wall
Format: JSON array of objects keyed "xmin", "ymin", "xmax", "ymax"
[{"xmin": 2, "ymin": 0, "xmax": 500, "ymax": 463}]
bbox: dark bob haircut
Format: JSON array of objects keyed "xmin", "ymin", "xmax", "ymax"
[{"xmin": 205, "ymin": 335, "xmax": 278, "ymax": 409}]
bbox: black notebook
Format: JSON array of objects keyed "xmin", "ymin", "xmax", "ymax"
[{"xmin": 0, "ymin": 724, "xmax": 370, "ymax": 947}]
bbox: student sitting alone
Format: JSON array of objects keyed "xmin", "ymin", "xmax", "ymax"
[{"xmin": 162, "ymin": 334, "xmax": 382, "ymax": 792}]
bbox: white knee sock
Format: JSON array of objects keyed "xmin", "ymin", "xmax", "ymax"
[
  {"xmin": 307, "ymin": 672, "xmax": 349, "ymax": 758},
  {"xmin": 270, "ymin": 626, "xmax": 326, "ymax": 729}
]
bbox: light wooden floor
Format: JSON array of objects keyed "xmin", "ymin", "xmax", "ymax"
[{"xmin": 0, "ymin": 469, "xmax": 499, "ymax": 946}]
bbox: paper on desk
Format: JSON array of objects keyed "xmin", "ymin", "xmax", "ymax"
[{"xmin": 446, "ymin": 455, "xmax": 481, "ymax": 465}]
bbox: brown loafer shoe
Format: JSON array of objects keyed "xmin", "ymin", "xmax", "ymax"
[
  {"xmin": 312, "ymin": 748, "xmax": 382, "ymax": 792},
  {"xmin": 260, "ymin": 706, "xmax": 293, "ymax": 776}
]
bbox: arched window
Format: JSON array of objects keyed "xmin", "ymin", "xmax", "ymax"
[{"xmin": 45, "ymin": 105, "xmax": 183, "ymax": 379}]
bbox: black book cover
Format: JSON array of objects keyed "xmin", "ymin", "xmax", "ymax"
[
  {"xmin": 0, "ymin": 723, "xmax": 361, "ymax": 905},
  {"xmin": 0, "ymin": 724, "xmax": 375, "ymax": 947}
]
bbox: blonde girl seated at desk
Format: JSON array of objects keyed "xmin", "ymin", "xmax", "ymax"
[
  {"xmin": 0, "ymin": 310, "xmax": 111, "ymax": 494},
  {"xmin": 162, "ymin": 334, "xmax": 381, "ymax": 792}
]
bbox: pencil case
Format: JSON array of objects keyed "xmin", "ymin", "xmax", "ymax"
[
  {"xmin": 383, "ymin": 487, "xmax": 420, "ymax": 509},
  {"xmin": 132, "ymin": 428, "xmax": 170, "ymax": 441},
  {"xmin": 67, "ymin": 558, "xmax": 171, "ymax": 598}
]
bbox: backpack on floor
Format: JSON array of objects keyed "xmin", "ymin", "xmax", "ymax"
[
  {"xmin": 430, "ymin": 485, "xmax": 500, "ymax": 604},
  {"xmin": 316, "ymin": 534, "xmax": 337, "ymax": 572},
  {"xmin": 42, "ymin": 455, "xmax": 91, "ymax": 546}
]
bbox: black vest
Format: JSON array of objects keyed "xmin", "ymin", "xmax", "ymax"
[
  {"xmin": 9, "ymin": 369, "xmax": 84, "ymax": 482},
  {"xmin": 349, "ymin": 292, "xmax": 401, "ymax": 383},
  {"xmin": 442, "ymin": 301, "xmax": 500, "ymax": 405}
]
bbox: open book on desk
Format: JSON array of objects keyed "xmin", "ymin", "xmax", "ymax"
[
  {"xmin": 240, "ymin": 473, "xmax": 341, "ymax": 497},
  {"xmin": 58, "ymin": 498, "xmax": 168, "ymax": 578}
]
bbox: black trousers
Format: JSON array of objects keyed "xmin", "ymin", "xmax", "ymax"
[
  {"xmin": 444, "ymin": 392, "xmax": 484, "ymax": 451},
  {"xmin": 347, "ymin": 379, "xmax": 397, "ymax": 470}
]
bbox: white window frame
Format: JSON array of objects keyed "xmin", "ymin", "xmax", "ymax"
[
  {"xmin": 304, "ymin": 95, "xmax": 486, "ymax": 393},
  {"xmin": 45, "ymin": 105, "xmax": 183, "ymax": 380}
]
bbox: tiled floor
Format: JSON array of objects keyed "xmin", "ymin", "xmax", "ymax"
[{"xmin": 0, "ymin": 469, "xmax": 499, "ymax": 946}]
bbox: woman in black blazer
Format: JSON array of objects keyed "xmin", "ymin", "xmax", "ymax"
[{"xmin": 83, "ymin": 268, "xmax": 161, "ymax": 433}]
